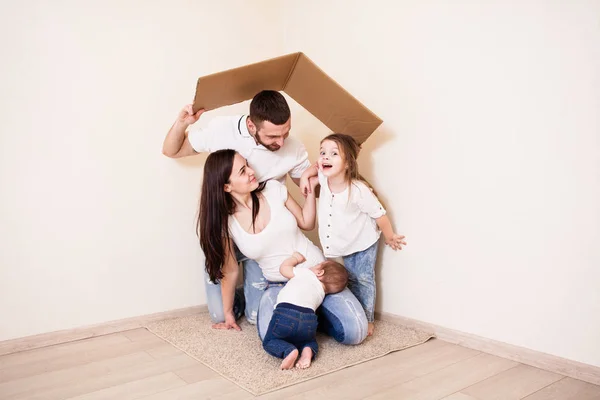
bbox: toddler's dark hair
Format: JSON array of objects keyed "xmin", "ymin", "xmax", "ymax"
[{"xmin": 320, "ymin": 260, "xmax": 348, "ymax": 294}]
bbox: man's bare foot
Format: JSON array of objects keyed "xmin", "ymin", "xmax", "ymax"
[
  {"xmin": 367, "ymin": 322, "xmax": 375, "ymax": 336},
  {"xmin": 280, "ymin": 349, "xmax": 299, "ymax": 370},
  {"xmin": 296, "ymin": 347, "xmax": 313, "ymax": 369}
]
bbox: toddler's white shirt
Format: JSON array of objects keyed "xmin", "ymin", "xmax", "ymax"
[{"xmin": 276, "ymin": 267, "xmax": 325, "ymax": 311}]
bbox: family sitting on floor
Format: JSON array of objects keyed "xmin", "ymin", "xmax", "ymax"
[{"xmin": 162, "ymin": 90, "xmax": 406, "ymax": 370}]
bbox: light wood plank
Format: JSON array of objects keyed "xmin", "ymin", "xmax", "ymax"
[
  {"xmin": 211, "ymin": 389, "xmax": 256, "ymax": 400},
  {"xmin": 378, "ymin": 311, "xmax": 600, "ymax": 386},
  {"xmin": 461, "ymin": 364, "xmax": 563, "ymax": 399},
  {"xmin": 135, "ymin": 376, "xmax": 241, "ymax": 400},
  {"xmin": 0, "ymin": 352, "xmax": 153, "ymax": 399},
  {"xmin": 173, "ymin": 364, "xmax": 219, "ymax": 384},
  {"xmin": 121, "ymin": 328, "xmax": 162, "ymax": 342},
  {"xmin": 0, "ymin": 333, "xmax": 131, "ymax": 372},
  {"xmin": 145, "ymin": 344, "xmax": 185, "ymax": 360},
  {"xmin": 257, "ymin": 339, "xmax": 480, "ymax": 400},
  {"xmin": 441, "ymin": 393, "xmax": 479, "ymax": 400},
  {"xmin": 523, "ymin": 377, "xmax": 600, "ymax": 400},
  {"xmin": 0, "ymin": 306, "xmax": 206, "ymax": 356},
  {"xmin": 65, "ymin": 372, "xmax": 186, "ymax": 400},
  {"xmin": 9, "ymin": 353, "xmax": 199, "ymax": 400},
  {"xmin": 364, "ymin": 353, "xmax": 519, "ymax": 400},
  {"xmin": 0, "ymin": 333, "xmax": 166, "ymax": 382}
]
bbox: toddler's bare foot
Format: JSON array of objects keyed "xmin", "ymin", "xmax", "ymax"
[
  {"xmin": 280, "ymin": 349, "xmax": 299, "ymax": 370},
  {"xmin": 296, "ymin": 347, "xmax": 313, "ymax": 369},
  {"xmin": 367, "ymin": 322, "xmax": 375, "ymax": 336}
]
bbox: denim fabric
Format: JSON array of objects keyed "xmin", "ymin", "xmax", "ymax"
[
  {"xmin": 262, "ymin": 303, "xmax": 319, "ymax": 360},
  {"xmin": 204, "ymin": 244, "xmax": 267, "ymax": 324},
  {"xmin": 342, "ymin": 240, "xmax": 379, "ymax": 323},
  {"xmin": 257, "ymin": 283, "xmax": 368, "ymax": 345}
]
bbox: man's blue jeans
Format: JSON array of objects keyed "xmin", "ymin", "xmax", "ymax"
[{"xmin": 262, "ymin": 303, "xmax": 319, "ymax": 360}]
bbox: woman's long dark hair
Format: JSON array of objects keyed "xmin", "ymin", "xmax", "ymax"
[{"xmin": 197, "ymin": 149, "xmax": 265, "ymax": 283}]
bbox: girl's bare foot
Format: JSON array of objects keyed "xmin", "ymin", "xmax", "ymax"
[
  {"xmin": 280, "ymin": 349, "xmax": 299, "ymax": 370},
  {"xmin": 367, "ymin": 322, "xmax": 375, "ymax": 336},
  {"xmin": 296, "ymin": 347, "xmax": 313, "ymax": 369}
]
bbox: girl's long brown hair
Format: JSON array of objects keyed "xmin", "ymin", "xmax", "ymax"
[
  {"xmin": 197, "ymin": 149, "xmax": 265, "ymax": 283},
  {"xmin": 321, "ymin": 133, "xmax": 377, "ymax": 197}
]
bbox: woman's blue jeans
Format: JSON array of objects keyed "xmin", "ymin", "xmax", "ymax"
[
  {"xmin": 204, "ymin": 247, "xmax": 368, "ymax": 345},
  {"xmin": 203, "ymin": 245, "xmax": 267, "ymax": 325}
]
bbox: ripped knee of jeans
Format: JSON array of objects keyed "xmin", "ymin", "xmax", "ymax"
[
  {"xmin": 246, "ymin": 309, "xmax": 258, "ymax": 325},
  {"xmin": 250, "ymin": 279, "xmax": 268, "ymax": 291}
]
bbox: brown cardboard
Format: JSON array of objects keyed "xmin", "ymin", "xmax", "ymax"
[{"xmin": 192, "ymin": 52, "xmax": 382, "ymax": 144}]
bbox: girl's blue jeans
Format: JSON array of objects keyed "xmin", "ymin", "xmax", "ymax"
[{"xmin": 342, "ymin": 240, "xmax": 379, "ymax": 323}]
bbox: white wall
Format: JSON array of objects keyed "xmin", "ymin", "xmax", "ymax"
[
  {"xmin": 0, "ymin": 0, "xmax": 282, "ymax": 341},
  {"xmin": 282, "ymin": 0, "xmax": 600, "ymax": 366}
]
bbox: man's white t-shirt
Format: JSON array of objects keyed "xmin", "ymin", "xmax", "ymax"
[
  {"xmin": 228, "ymin": 180, "xmax": 325, "ymax": 282},
  {"xmin": 276, "ymin": 268, "xmax": 325, "ymax": 311},
  {"xmin": 318, "ymin": 170, "xmax": 386, "ymax": 258},
  {"xmin": 187, "ymin": 114, "xmax": 310, "ymax": 184}
]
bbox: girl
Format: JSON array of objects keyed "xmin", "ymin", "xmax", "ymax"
[{"xmin": 300, "ymin": 133, "xmax": 406, "ymax": 336}]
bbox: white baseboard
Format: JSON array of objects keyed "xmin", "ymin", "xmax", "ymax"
[
  {"xmin": 376, "ymin": 311, "xmax": 600, "ymax": 386},
  {"xmin": 0, "ymin": 305, "xmax": 207, "ymax": 356}
]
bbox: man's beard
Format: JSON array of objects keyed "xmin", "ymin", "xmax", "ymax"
[{"xmin": 255, "ymin": 131, "xmax": 281, "ymax": 152}]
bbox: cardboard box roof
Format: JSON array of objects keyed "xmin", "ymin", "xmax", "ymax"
[{"xmin": 192, "ymin": 52, "xmax": 382, "ymax": 144}]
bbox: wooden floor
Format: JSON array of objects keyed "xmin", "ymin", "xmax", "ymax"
[{"xmin": 1, "ymin": 328, "xmax": 599, "ymax": 400}]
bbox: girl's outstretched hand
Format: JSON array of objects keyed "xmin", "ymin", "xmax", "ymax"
[{"xmin": 385, "ymin": 234, "xmax": 407, "ymax": 250}]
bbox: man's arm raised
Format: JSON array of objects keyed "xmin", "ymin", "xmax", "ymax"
[{"xmin": 162, "ymin": 105, "xmax": 205, "ymax": 158}]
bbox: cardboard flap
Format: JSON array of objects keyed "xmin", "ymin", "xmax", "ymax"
[
  {"xmin": 284, "ymin": 53, "xmax": 383, "ymax": 144},
  {"xmin": 191, "ymin": 52, "xmax": 383, "ymax": 143},
  {"xmin": 192, "ymin": 53, "xmax": 300, "ymax": 113}
]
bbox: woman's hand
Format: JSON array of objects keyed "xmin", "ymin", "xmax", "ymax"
[{"xmin": 212, "ymin": 313, "xmax": 241, "ymax": 331}]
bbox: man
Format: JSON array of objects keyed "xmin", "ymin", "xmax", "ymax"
[
  {"xmin": 162, "ymin": 90, "xmax": 310, "ymax": 186},
  {"xmin": 162, "ymin": 90, "xmax": 311, "ymax": 327}
]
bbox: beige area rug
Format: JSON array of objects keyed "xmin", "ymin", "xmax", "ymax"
[{"xmin": 145, "ymin": 312, "xmax": 434, "ymax": 396}]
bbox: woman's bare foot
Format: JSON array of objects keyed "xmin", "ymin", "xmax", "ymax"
[
  {"xmin": 280, "ymin": 349, "xmax": 299, "ymax": 370},
  {"xmin": 296, "ymin": 347, "xmax": 313, "ymax": 369},
  {"xmin": 367, "ymin": 322, "xmax": 375, "ymax": 336}
]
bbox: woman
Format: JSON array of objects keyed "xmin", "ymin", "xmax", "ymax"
[{"xmin": 198, "ymin": 149, "xmax": 368, "ymax": 345}]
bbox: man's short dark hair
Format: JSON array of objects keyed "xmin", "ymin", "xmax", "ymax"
[{"xmin": 249, "ymin": 90, "xmax": 290, "ymax": 126}]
